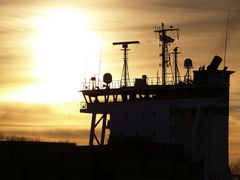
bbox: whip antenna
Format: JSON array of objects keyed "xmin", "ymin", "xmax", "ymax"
[{"xmin": 224, "ymin": 0, "xmax": 231, "ymax": 67}]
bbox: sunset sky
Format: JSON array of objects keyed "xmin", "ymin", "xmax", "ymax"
[{"xmin": 0, "ymin": 0, "xmax": 239, "ymax": 162}]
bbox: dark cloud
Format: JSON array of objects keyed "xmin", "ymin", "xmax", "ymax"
[
  {"xmin": 230, "ymin": 105, "xmax": 240, "ymax": 113},
  {"xmin": 0, "ymin": 102, "xmax": 51, "ymax": 124},
  {"xmin": 0, "ymin": 101, "xmax": 90, "ymax": 144},
  {"xmin": 231, "ymin": 90, "xmax": 240, "ymax": 97},
  {"xmin": 87, "ymin": 0, "xmax": 232, "ymax": 13},
  {"xmin": 0, "ymin": 0, "xmax": 51, "ymax": 6},
  {"xmin": 0, "ymin": 101, "xmax": 88, "ymax": 127},
  {"xmin": 153, "ymin": 0, "xmax": 226, "ymax": 10}
]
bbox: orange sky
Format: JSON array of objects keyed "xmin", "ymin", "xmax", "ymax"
[{"xmin": 0, "ymin": 0, "xmax": 239, "ymax": 162}]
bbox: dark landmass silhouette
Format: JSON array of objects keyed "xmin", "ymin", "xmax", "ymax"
[{"xmin": 0, "ymin": 140, "xmax": 203, "ymax": 180}]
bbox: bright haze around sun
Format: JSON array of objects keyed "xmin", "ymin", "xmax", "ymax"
[
  {"xmin": 10, "ymin": 8, "xmax": 101, "ymax": 103},
  {"xmin": 0, "ymin": 0, "xmax": 239, "ymax": 162}
]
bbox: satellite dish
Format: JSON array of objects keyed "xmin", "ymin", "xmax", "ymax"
[
  {"xmin": 184, "ymin": 58, "xmax": 193, "ymax": 84},
  {"xmin": 184, "ymin": 58, "xmax": 193, "ymax": 69},
  {"xmin": 103, "ymin": 73, "xmax": 112, "ymax": 84}
]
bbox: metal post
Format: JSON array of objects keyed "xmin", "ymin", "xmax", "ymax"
[
  {"xmin": 124, "ymin": 46, "xmax": 127, "ymax": 87},
  {"xmin": 89, "ymin": 113, "xmax": 96, "ymax": 146},
  {"xmin": 162, "ymin": 25, "xmax": 166, "ymax": 85},
  {"xmin": 100, "ymin": 114, "xmax": 107, "ymax": 145},
  {"xmin": 173, "ymin": 47, "xmax": 180, "ymax": 85},
  {"xmin": 89, "ymin": 113, "xmax": 108, "ymax": 146}
]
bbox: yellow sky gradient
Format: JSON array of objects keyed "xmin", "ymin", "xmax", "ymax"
[{"xmin": 0, "ymin": 0, "xmax": 239, "ymax": 162}]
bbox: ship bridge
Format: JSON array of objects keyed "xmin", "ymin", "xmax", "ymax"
[
  {"xmin": 80, "ymin": 55, "xmax": 233, "ymax": 142},
  {"xmin": 81, "ymin": 61, "xmax": 233, "ymax": 113}
]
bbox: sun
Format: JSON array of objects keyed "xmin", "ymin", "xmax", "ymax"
[{"xmin": 11, "ymin": 8, "xmax": 102, "ymax": 103}]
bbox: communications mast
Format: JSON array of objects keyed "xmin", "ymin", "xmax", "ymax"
[{"xmin": 155, "ymin": 23, "xmax": 179, "ymax": 85}]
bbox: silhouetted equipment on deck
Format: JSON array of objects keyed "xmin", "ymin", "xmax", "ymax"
[
  {"xmin": 135, "ymin": 75, "xmax": 148, "ymax": 87},
  {"xmin": 90, "ymin": 77, "xmax": 96, "ymax": 89},
  {"xmin": 80, "ymin": 24, "xmax": 234, "ymax": 180},
  {"xmin": 173, "ymin": 47, "xmax": 181, "ymax": 84},
  {"xmin": 207, "ymin": 55, "xmax": 222, "ymax": 71},
  {"xmin": 113, "ymin": 41, "xmax": 140, "ymax": 87},
  {"xmin": 184, "ymin": 58, "xmax": 193, "ymax": 68},
  {"xmin": 112, "ymin": 41, "xmax": 140, "ymax": 47},
  {"xmin": 193, "ymin": 56, "xmax": 234, "ymax": 85},
  {"xmin": 103, "ymin": 73, "xmax": 112, "ymax": 88},
  {"xmin": 184, "ymin": 58, "xmax": 193, "ymax": 84},
  {"xmin": 155, "ymin": 23, "xmax": 179, "ymax": 85}
]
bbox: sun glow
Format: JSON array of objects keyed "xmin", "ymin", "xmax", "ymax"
[{"xmin": 11, "ymin": 8, "xmax": 101, "ymax": 103}]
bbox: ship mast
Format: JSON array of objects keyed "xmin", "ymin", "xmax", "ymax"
[{"xmin": 155, "ymin": 23, "xmax": 179, "ymax": 85}]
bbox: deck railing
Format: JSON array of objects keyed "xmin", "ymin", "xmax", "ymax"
[{"xmin": 81, "ymin": 77, "xmax": 180, "ymax": 90}]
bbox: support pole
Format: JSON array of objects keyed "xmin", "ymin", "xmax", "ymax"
[
  {"xmin": 123, "ymin": 46, "xmax": 127, "ymax": 87},
  {"xmin": 89, "ymin": 113, "xmax": 96, "ymax": 146},
  {"xmin": 100, "ymin": 114, "xmax": 107, "ymax": 145},
  {"xmin": 89, "ymin": 113, "xmax": 108, "ymax": 146},
  {"xmin": 162, "ymin": 29, "xmax": 166, "ymax": 85},
  {"xmin": 174, "ymin": 48, "xmax": 177, "ymax": 84},
  {"xmin": 173, "ymin": 47, "xmax": 180, "ymax": 84}
]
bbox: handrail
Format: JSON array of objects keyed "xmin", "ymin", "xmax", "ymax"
[{"xmin": 81, "ymin": 76, "xmax": 185, "ymax": 90}]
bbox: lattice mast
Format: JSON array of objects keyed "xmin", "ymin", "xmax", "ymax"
[
  {"xmin": 113, "ymin": 41, "xmax": 140, "ymax": 87},
  {"xmin": 155, "ymin": 23, "xmax": 179, "ymax": 85}
]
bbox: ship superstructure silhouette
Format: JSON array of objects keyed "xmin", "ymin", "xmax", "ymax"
[{"xmin": 80, "ymin": 24, "xmax": 234, "ymax": 180}]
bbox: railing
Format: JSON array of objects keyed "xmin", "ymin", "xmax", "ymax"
[{"xmin": 81, "ymin": 77, "xmax": 182, "ymax": 90}]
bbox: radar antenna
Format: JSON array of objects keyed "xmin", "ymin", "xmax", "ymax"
[{"xmin": 113, "ymin": 41, "xmax": 140, "ymax": 87}]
